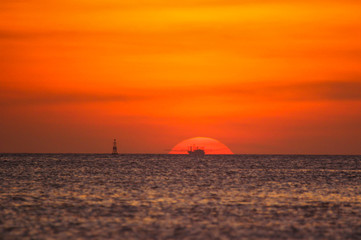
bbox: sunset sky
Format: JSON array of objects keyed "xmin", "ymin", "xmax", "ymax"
[{"xmin": 1, "ymin": 0, "xmax": 360, "ymax": 154}]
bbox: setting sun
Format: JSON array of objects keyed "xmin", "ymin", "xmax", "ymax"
[{"xmin": 169, "ymin": 137, "xmax": 233, "ymax": 154}]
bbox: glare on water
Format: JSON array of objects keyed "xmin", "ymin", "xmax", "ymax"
[{"xmin": 1, "ymin": 154, "xmax": 360, "ymax": 239}]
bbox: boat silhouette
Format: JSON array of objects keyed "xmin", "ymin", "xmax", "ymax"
[{"xmin": 188, "ymin": 146, "xmax": 205, "ymax": 157}]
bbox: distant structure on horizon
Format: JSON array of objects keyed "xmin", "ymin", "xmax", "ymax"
[
  {"xmin": 188, "ymin": 146, "xmax": 205, "ymax": 158},
  {"xmin": 112, "ymin": 139, "xmax": 118, "ymax": 155}
]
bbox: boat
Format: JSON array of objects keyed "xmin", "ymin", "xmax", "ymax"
[{"xmin": 188, "ymin": 146, "xmax": 205, "ymax": 158}]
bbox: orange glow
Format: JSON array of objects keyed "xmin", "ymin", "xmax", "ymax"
[
  {"xmin": 0, "ymin": 0, "xmax": 361, "ymax": 154},
  {"xmin": 169, "ymin": 137, "xmax": 233, "ymax": 154}
]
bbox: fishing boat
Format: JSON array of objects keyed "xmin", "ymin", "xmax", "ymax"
[{"xmin": 188, "ymin": 146, "xmax": 205, "ymax": 157}]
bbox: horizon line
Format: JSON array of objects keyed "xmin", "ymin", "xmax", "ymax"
[{"xmin": 0, "ymin": 152, "xmax": 360, "ymax": 156}]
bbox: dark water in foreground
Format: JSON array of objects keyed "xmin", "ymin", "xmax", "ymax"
[{"xmin": 1, "ymin": 154, "xmax": 361, "ymax": 239}]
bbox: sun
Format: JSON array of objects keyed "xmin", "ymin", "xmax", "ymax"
[{"xmin": 169, "ymin": 137, "xmax": 233, "ymax": 154}]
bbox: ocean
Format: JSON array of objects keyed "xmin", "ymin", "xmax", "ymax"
[{"xmin": 1, "ymin": 154, "xmax": 360, "ymax": 239}]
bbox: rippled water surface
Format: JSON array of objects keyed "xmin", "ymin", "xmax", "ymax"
[{"xmin": 1, "ymin": 154, "xmax": 361, "ymax": 239}]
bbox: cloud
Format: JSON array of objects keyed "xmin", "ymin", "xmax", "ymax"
[
  {"xmin": 1, "ymin": 78, "xmax": 360, "ymax": 108},
  {"xmin": 0, "ymin": 88, "xmax": 146, "ymax": 106},
  {"xmin": 0, "ymin": 30, "xmax": 100, "ymax": 40},
  {"xmin": 285, "ymin": 80, "xmax": 361, "ymax": 101},
  {"xmin": 152, "ymin": 79, "xmax": 361, "ymax": 103},
  {"xmin": 261, "ymin": 80, "xmax": 361, "ymax": 101},
  {"xmin": 0, "ymin": 31, "xmax": 24, "ymax": 39}
]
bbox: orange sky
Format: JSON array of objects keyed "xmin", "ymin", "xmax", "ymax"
[{"xmin": 1, "ymin": 0, "xmax": 360, "ymax": 154}]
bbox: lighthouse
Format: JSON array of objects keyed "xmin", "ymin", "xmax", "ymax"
[{"xmin": 112, "ymin": 139, "xmax": 118, "ymax": 155}]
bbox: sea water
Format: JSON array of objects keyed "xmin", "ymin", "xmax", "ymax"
[{"xmin": 1, "ymin": 154, "xmax": 360, "ymax": 239}]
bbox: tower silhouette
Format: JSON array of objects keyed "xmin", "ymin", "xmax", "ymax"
[{"xmin": 112, "ymin": 139, "xmax": 118, "ymax": 155}]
